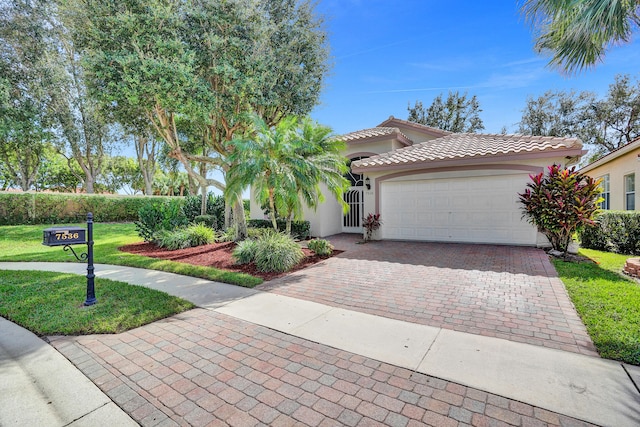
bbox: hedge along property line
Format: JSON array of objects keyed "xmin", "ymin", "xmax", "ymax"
[
  {"xmin": 0, "ymin": 192, "xmax": 176, "ymax": 225},
  {"xmin": 579, "ymin": 211, "xmax": 640, "ymax": 255}
]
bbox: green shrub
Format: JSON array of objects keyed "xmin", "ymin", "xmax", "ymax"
[
  {"xmin": 246, "ymin": 219, "xmax": 310, "ymax": 239},
  {"xmin": 578, "ymin": 221, "xmax": 609, "ymax": 251},
  {"xmin": 193, "ymin": 215, "xmax": 217, "ymax": 227},
  {"xmin": 219, "ymin": 225, "xmax": 237, "ymax": 242},
  {"xmin": 580, "ymin": 211, "xmax": 640, "ymax": 254},
  {"xmin": 233, "ymin": 239, "xmax": 259, "ymax": 265},
  {"xmin": 156, "ymin": 229, "xmax": 191, "ymax": 250},
  {"xmin": 135, "ymin": 203, "xmax": 165, "ymax": 242},
  {"xmin": 183, "ymin": 193, "xmax": 226, "ymax": 229},
  {"xmin": 155, "ymin": 223, "xmax": 215, "ymax": 250},
  {"xmin": 185, "ymin": 223, "xmax": 216, "ymax": 246},
  {"xmin": 0, "ymin": 192, "xmax": 162, "ymax": 225},
  {"xmin": 307, "ymin": 239, "xmax": 333, "ymax": 256},
  {"xmin": 253, "ymin": 232, "xmax": 304, "ymax": 273},
  {"xmin": 135, "ymin": 198, "xmax": 188, "ymax": 242},
  {"xmin": 247, "ymin": 227, "xmax": 273, "ymax": 239}
]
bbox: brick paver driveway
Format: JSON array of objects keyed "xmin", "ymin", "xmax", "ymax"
[
  {"xmin": 51, "ymin": 310, "xmax": 596, "ymax": 427},
  {"xmin": 259, "ymin": 235, "xmax": 597, "ymax": 357}
]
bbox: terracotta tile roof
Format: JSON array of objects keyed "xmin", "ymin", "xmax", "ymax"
[
  {"xmin": 352, "ymin": 133, "xmax": 582, "ymax": 170},
  {"xmin": 377, "ymin": 116, "xmax": 452, "ymax": 137},
  {"xmin": 339, "ymin": 127, "xmax": 413, "ymax": 144}
]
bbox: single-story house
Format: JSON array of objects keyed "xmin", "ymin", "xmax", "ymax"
[
  {"xmin": 579, "ymin": 138, "xmax": 640, "ymax": 211},
  {"xmin": 249, "ymin": 116, "xmax": 585, "ymax": 246}
]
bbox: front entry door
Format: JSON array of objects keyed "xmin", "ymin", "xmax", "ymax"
[{"xmin": 342, "ymin": 188, "xmax": 363, "ymax": 233}]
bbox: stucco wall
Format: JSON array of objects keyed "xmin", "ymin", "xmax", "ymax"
[
  {"xmin": 249, "ymin": 136, "xmax": 404, "ymax": 237},
  {"xmin": 360, "ymin": 158, "xmax": 572, "ymax": 245},
  {"xmin": 582, "ymin": 148, "xmax": 640, "ymax": 211},
  {"xmin": 345, "ymin": 140, "xmax": 396, "ymax": 157}
]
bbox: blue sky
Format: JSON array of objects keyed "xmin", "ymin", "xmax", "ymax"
[{"xmin": 311, "ymin": 1, "xmax": 640, "ymax": 135}]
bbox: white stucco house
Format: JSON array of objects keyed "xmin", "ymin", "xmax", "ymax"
[{"xmin": 249, "ymin": 116, "xmax": 585, "ymax": 246}]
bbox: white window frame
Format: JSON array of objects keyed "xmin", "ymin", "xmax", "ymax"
[
  {"xmin": 599, "ymin": 174, "xmax": 610, "ymax": 210},
  {"xmin": 625, "ymin": 173, "xmax": 635, "ymax": 210}
]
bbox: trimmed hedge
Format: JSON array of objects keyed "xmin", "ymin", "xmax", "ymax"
[
  {"xmin": 0, "ymin": 192, "xmax": 252, "ymax": 231},
  {"xmin": 247, "ymin": 219, "xmax": 310, "ymax": 239},
  {"xmin": 0, "ymin": 192, "xmax": 171, "ymax": 225},
  {"xmin": 579, "ymin": 211, "xmax": 640, "ymax": 255},
  {"xmin": 183, "ymin": 194, "xmax": 226, "ymax": 230}
]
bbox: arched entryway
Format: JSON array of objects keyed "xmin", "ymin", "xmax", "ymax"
[{"xmin": 342, "ymin": 156, "xmax": 368, "ymax": 233}]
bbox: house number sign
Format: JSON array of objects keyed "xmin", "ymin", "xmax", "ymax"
[{"xmin": 42, "ymin": 213, "xmax": 96, "ymax": 306}]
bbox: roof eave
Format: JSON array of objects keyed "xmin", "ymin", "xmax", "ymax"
[
  {"xmin": 580, "ymin": 138, "xmax": 640, "ymax": 173},
  {"xmin": 377, "ymin": 117, "xmax": 451, "ymax": 138},
  {"xmin": 345, "ymin": 131, "xmax": 413, "ymax": 147},
  {"xmin": 352, "ymin": 147, "xmax": 584, "ymax": 174}
]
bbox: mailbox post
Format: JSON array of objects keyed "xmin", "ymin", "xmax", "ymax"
[
  {"xmin": 43, "ymin": 213, "xmax": 96, "ymax": 306},
  {"xmin": 85, "ymin": 213, "xmax": 96, "ymax": 305}
]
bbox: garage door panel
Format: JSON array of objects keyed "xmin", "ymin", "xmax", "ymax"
[
  {"xmin": 451, "ymin": 197, "xmax": 470, "ymax": 209},
  {"xmin": 416, "ymin": 212, "xmax": 433, "ymax": 222},
  {"xmin": 433, "ymin": 196, "xmax": 449, "ymax": 208},
  {"xmin": 381, "ymin": 174, "xmax": 537, "ymax": 245}
]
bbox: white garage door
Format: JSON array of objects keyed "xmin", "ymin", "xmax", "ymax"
[{"xmin": 380, "ymin": 174, "xmax": 537, "ymax": 245}]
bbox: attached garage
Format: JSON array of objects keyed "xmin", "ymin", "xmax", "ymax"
[
  {"xmin": 380, "ymin": 173, "xmax": 537, "ymax": 245},
  {"xmin": 351, "ymin": 129, "xmax": 586, "ymax": 247}
]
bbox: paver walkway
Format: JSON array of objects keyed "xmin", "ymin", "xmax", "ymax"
[
  {"xmin": 50, "ymin": 309, "xmax": 597, "ymax": 427},
  {"xmin": 260, "ymin": 235, "xmax": 597, "ymax": 356}
]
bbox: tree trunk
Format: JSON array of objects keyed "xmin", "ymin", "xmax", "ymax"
[
  {"xmin": 234, "ymin": 195, "xmax": 247, "ymax": 240},
  {"xmin": 224, "ymin": 201, "xmax": 232, "ymax": 229},
  {"xmin": 200, "ymin": 185, "xmax": 207, "ymax": 216},
  {"xmin": 198, "ymin": 162, "xmax": 207, "ymax": 215},
  {"xmin": 268, "ymin": 190, "xmax": 278, "ymax": 232},
  {"xmin": 84, "ymin": 172, "xmax": 95, "ymax": 193}
]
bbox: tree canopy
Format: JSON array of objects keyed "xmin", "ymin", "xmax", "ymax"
[
  {"xmin": 517, "ymin": 74, "xmax": 640, "ymax": 160},
  {"xmin": 67, "ymin": 0, "xmax": 330, "ymax": 234},
  {"xmin": 407, "ymin": 91, "xmax": 484, "ymax": 133},
  {"xmin": 518, "ymin": 90, "xmax": 595, "ymax": 137},
  {"xmin": 522, "ymin": 0, "xmax": 640, "ymax": 73},
  {"xmin": 0, "ymin": 0, "xmax": 54, "ymax": 190}
]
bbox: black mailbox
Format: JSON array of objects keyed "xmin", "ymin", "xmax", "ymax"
[{"xmin": 43, "ymin": 227, "xmax": 86, "ymax": 246}]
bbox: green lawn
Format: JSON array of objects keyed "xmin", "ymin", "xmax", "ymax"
[
  {"xmin": 553, "ymin": 248, "xmax": 640, "ymax": 365},
  {"xmin": 0, "ymin": 223, "xmax": 262, "ymax": 287},
  {"xmin": 0, "ymin": 269, "xmax": 194, "ymax": 335}
]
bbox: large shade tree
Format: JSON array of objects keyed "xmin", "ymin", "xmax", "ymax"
[
  {"xmin": 225, "ymin": 115, "xmax": 349, "ymax": 235},
  {"xmin": 517, "ymin": 74, "xmax": 640, "ymax": 160},
  {"xmin": 518, "ymin": 90, "xmax": 596, "ymax": 137},
  {"xmin": 0, "ymin": 0, "xmax": 53, "ymax": 191},
  {"xmin": 67, "ymin": 0, "xmax": 330, "ymax": 237},
  {"xmin": 522, "ymin": 0, "xmax": 640, "ymax": 73},
  {"xmin": 1, "ymin": 0, "xmax": 116, "ymax": 193},
  {"xmin": 407, "ymin": 91, "xmax": 484, "ymax": 133}
]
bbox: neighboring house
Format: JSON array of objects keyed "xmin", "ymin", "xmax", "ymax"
[
  {"xmin": 249, "ymin": 116, "xmax": 585, "ymax": 246},
  {"xmin": 579, "ymin": 138, "xmax": 640, "ymax": 211}
]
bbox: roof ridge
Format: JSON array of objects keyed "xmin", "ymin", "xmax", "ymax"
[{"xmin": 352, "ymin": 132, "xmax": 583, "ymax": 170}]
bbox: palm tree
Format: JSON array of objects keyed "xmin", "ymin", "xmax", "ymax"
[
  {"xmin": 225, "ymin": 115, "xmax": 350, "ymax": 235},
  {"xmin": 522, "ymin": 0, "xmax": 640, "ymax": 73}
]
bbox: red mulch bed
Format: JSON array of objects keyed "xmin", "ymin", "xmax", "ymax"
[{"xmin": 118, "ymin": 241, "xmax": 340, "ymax": 281}]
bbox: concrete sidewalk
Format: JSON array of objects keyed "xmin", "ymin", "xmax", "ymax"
[
  {"xmin": 0, "ymin": 317, "xmax": 137, "ymax": 426},
  {"xmin": 1, "ymin": 262, "xmax": 639, "ymax": 427}
]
